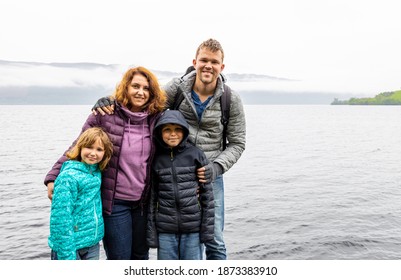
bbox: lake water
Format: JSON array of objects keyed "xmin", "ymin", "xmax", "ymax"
[{"xmin": 1, "ymin": 105, "xmax": 401, "ymax": 260}]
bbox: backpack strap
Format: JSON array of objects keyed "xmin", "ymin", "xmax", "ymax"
[{"xmin": 221, "ymin": 84, "xmax": 231, "ymax": 150}]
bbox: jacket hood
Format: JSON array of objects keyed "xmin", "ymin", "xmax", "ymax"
[{"xmin": 154, "ymin": 110, "xmax": 189, "ymax": 149}]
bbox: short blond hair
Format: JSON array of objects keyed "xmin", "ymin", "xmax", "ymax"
[{"xmin": 196, "ymin": 38, "xmax": 224, "ymax": 62}]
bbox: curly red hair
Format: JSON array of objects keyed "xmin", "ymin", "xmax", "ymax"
[{"xmin": 113, "ymin": 66, "xmax": 166, "ymax": 114}]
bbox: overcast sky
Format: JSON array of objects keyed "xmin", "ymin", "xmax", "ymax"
[{"xmin": 1, "ymin": 0, "xmax": 400, "ymax": 96}]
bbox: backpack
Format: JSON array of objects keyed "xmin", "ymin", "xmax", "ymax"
[{"xmin": 171, "ymin": 66, "xmax": 231, "ymax": 150}]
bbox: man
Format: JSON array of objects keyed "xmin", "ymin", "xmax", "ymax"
[{"xmin": 93, "ymin": 38, "xmax": 246, "ymax": 260}]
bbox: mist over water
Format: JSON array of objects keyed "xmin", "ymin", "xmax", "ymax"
[{"xmin": 1, "ymin": 105, "xmax": 401, "ymax": 260}]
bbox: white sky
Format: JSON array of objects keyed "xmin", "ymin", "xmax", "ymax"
[{"xmin": 1, "ymin": 0, "xmax": 400, "ymax": 95}]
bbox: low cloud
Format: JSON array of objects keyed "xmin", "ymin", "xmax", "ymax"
[
  {"xmin": 0, "ymin": 62, "xmax": 126, "ymax": 88},
  {"xmin": 0, "ymin": 60, "xmax": 384, "ymax": 97}
]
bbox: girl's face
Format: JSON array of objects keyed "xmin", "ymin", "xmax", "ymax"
[
  {"xmin": 127, "ymin": 74, "xmax": 150, "ymax": 112},
  {"xmin": 81, "ymin": 138, "xmax": 105, "ymax": 165}
]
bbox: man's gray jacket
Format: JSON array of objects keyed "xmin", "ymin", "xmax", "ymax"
[{"xmin": 163, "ymin": 70, "xmax": 246, "ymax": 173}]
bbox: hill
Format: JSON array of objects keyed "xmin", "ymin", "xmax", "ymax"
[{"xmin": 331, "ymin": 90, "xmax": 401, "ymax": 105}]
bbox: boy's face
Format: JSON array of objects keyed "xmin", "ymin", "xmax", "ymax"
[{"xmin": 161, "ymin": 124, "xmax": 184, "ymax": 148}]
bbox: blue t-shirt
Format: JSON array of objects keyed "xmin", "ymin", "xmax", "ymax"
[{"xmin": 191, "ymin": 90, "xmax": 212, "ymax": 121}]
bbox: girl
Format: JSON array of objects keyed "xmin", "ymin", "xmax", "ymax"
[{"xmin": 48, "ymin": 127, "xmax": 113, "ymax": 260}]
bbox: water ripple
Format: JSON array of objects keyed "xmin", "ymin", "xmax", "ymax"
[{"xmin": 2, "ymin": 105, "xmax": 401, "ymax": 260}]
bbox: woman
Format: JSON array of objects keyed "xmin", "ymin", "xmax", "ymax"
[{"xmin": 45, "ymin": 66, "xmax": 166, "ymax": 259}]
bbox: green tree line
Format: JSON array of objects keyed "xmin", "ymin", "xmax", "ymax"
[{"xmin": 331, "ymin": 90, "xmax": 401, "ymax": 105}]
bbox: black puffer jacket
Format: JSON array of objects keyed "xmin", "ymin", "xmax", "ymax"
[{"xmin": 147, "ymin": 110, "xmax": 214, "ymax": 247}]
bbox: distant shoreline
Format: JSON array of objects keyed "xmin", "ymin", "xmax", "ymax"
[{"xmin": 331, "ymin": 90, "xmax": 401, "ymax": 105}]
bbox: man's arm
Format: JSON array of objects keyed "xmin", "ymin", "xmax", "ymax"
[{"xmin": 213, "ymin": 90, "xmax": 246, "ymax": 172}]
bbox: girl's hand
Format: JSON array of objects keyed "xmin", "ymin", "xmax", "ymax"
[{"xmin": 47, "ymin": 182, "xmax": 54, "ymax": 201}]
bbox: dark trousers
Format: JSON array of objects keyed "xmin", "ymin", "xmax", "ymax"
[{"xmin": 103, "ymin": 199, "xmax": 149, "ymax": 260}]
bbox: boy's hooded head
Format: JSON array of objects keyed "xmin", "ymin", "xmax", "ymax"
[{"xmin": 154, "ymin": 110, "xmax": 189, "ymax": 148}]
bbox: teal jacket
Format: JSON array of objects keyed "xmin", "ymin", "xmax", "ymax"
[{"xmin": 48, "ymin": 160, "xmax": 104, "ymax": 260}]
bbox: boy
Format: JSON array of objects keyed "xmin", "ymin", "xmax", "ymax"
[{"xmin": 147, "ymin": 110, "xmax": 214, "ymax": 260}]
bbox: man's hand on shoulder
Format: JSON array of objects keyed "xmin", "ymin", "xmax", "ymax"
[{"xmin": 91, "ymin": 96, "xmax": 115, "ymax": 116}]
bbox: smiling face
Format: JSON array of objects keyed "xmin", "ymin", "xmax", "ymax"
[
  {"xmin": 80, "ymin": 138, "xmax": 105, "ymax": 165},
  {"xmin": 127, "ymin": 73, "xmax": 150, "ymax": 112},
  {"xmin": 161, "ymin": 124, "xmax": 184, "ymax": 148},
  {"xmin": 193, "ymin": 47, "xmax": 225, "ymax": 86}
]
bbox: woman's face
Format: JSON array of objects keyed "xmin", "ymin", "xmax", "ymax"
[{"xmin": 127, "ymin": 74, "xmax": 150, "ymax": 112}]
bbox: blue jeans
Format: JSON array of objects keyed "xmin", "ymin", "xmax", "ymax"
[
  {"xmin": 51, "ymin": 243, "xmax": 100, "ymax": 260},
  {"xmin": 158, "ymin": 233, "xmax": 202, "ymax": 260},
  {"xmin": 102, "ymin": 199, "xmax": 149, "ymax": 260},
  {"xmin": 205, "ymin": 175, "xmax": 226, "ymax": 260}
]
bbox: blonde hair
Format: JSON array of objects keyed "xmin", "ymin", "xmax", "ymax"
[
  {"xmin": 66, "ymin": 127, "xmax": 113, "ymax": 171},
  {"xmin": 113, "ymin": 66, "xmax": 166, "ymax": 114},
  {"xmin": 196, "ymin": 38, "xmax": 225, "ymax": 62}
]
